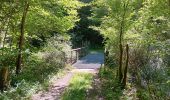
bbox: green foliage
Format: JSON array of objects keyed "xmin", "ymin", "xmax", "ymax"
[
  {"xmin": 92, "ymin": 0, "xmax": 170, "ymax": 99},
  {"xmin": 0, "ymin": 33, "xmax": 73, "ymax": 98},
  {"xmin": 27, "ymin": 0, "xmax": 81, "ymax": 36},
  {"xmin": 0, "ymin": 0, "xmax": 82, "ymax": 51},
  {"xmin": 13, "ymin": 35, "xmax": 72, "ymax": 83},
  {"xmin": 0, "ymin": 0, "xmax": 169, "ymax": 99},
  {"xmin": 71, "ymin": 0, "xmax": 103, "ymax": 47},
  {"xmin": 0, "ymin": 53, "xmax": 71, "ymax": 100},
  {"xmin": 0, "ymin": 48, "xmax": 17, "ymax": 67},
  {"xmin": 99, "ymin": 66, "xmax": 140, "ymax": 100},
  {"xmin": 0, "ymin": 0, "xmax": 81, "ymax": 91},
  {"xmin": 0, "ymin": 66, "xmax": 70, "ymax": 100}
]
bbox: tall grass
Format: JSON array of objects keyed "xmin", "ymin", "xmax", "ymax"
[{"xmin": 61, "ymin": 73, "xmax": 93, "ymax": 100}]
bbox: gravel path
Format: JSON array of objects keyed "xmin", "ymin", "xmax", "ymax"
[
  {"xmin": 32, "ymin": 52, "xmax": 104, "ymax": 100},
  {"xmin": 32, "ymin": 72, "xmax": 74, "ymax": 100}
]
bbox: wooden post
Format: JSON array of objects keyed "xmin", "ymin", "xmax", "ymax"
[
  {"xmin": 76, "ymin": 50, "xmax": 78, "ymax": 62},
  {"xmin": 83, "ymin": 47, "xmax": 85, "ymax": 56},
  {"xmin": 62, "ymin": 52, "xmax": 66, "ymax": 67},
  {"xmin": 104, "ymin": 48, "xmax": 109, "ymax": 65},
  {"xmin": 71, "ymin": 50, "xmax": 73, "ymax": 64},
  {"xmin": 79, "ymin": 48, "xmax": 82, "ymax": 57},
  {"xmin": 78, "ymin": 50, "xmax": 79, "ymax": 60}
]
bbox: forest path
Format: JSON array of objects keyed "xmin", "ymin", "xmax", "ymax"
[{"xmin": 32, "ymin": 51, "xmax": 104, "ymax": 100}]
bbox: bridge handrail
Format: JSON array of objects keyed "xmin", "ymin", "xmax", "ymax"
[{"xmin": 66, "ymin": 47, "xmax": 88, "ymax": 64}]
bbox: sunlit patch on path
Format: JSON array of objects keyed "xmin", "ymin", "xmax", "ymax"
[{"xmin": 73, "ymin": 52, "xmax": 104, "ymax": 69}]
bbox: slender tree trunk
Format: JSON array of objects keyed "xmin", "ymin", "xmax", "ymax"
[
  {"xmin": 119, "ymin": 6, "xmax": 125, "ymax": 83},
  {"xmin": 122, "ymin": 44, "xmax": 129, "ymax": 88},
  {"xmin": 16, "ymin": 2, "xmax": 29, "ymax": 74},
  {"xmin": 119, "ymin": 44, "xmax": 123, "ymax": 83},
  {"xmin": 119, "ymin": 0, "xmax": 129, "ymax": 84}
]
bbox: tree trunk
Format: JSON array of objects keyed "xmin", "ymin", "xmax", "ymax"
[
  {"xmin": 122, "ymin": 44, "xmax": 129, "ymax": 88},
  {"xmin": 16, "ymin": 2, "xmax": 29, "ymax": 74},
  {"xmin": 118, "ymin": 0, "xmax": 129, "ymax": 84},
  {"xmin": 0, "ymin": 67, "xmax": 9, "ymax": 92},
  {"xmin": 119, "ymin": 44, "xmax": 123, "ymax": 83},
  {"xmin": 119, "ymin": 14, "xmax": 124, "ymax": 83}
]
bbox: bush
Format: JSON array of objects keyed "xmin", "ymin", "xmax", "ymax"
[
  {"xmin": 0, "ymin": 35, "xmax": 73, "ymax": 99},
  {"xmin": 0, "ymin": 48, "xmax": 18, "ymax": 68},
  {"xmin": 128, "ymin": 44, "xmax": 170, "ymax": 100}
]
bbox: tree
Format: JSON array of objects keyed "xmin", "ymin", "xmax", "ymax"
[
  {"xmin": 92, "ymin": 0, "xmax": 170, "ymax": 98},
  {"xmin": 71, "ymin": 0, "xmax": 103, "ymax": 48},
  {"xmin": 16, "ymin": 1, "xmax": 29, "ymax": 74},
  {"xmin": 0, "ymin": 0, "xmax": 81, "ymax": 92},
  {"xmin": 92, "ymin": 0, "xmax": 136, "ymax": 87}
]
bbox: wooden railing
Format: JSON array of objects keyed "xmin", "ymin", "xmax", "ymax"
[{"xmin": 65, "ymin": 47, "xmax": 88, "ymax": 64}]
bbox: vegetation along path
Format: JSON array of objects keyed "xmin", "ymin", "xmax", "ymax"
[{"xmin": 32, "ymin": 51, "xmax": 104, "ymax": 100}]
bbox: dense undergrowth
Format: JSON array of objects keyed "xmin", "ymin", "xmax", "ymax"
[
  {"xmin": 99, "ymin": 65, "xmax": 170, "ymax": 100},
  {"xmin": 0, "ymin": 36, "xmax": 73, "ymax": 99},
  {"xmin": 99, "ymin": 66, "xmax": 137, "ymax": 100},
  {"xmin": 0, "ymin": 65, "xmax": 71, "ymax": 100}
]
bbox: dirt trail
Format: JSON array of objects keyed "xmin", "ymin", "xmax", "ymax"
[{"xmin": 32, "ymin": 52, "xmax": 104, "ymax": 100}]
